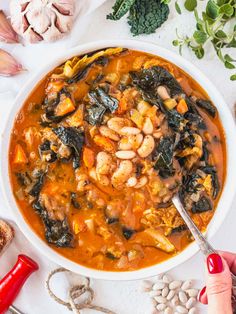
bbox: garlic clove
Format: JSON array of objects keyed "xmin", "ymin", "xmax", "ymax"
[
  {"xmin": 53, "ymin": 0, "xmax": 75, "ymax": 16},
  {"xmin": 0, "ymin": 10, "xmax": 19, "ymax": 43},
  {"xmin": 0, "ymin": 49, "xmax": 23, "ymax": 76}
]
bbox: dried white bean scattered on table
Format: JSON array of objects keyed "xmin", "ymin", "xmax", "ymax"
[
  {"xmin": 167, "ymin": 290, "xmax": 176, "ymax": 301},
  {"xmin": 186, "ymin": 289, "xmax": 199, "ymax": 297},
  {"xmin": 156, "ymin": 303, "xmax": 167, "ymax": 311},
  {"xmin": 169, "ymin": 280, "xmax": 182, "ymax": 290},
  {"xmin": 155, "ymin": 296, "xmax": 167, "ymax": 304},
  {"xmin": 153, "ymin": 281, "xmax": 166, "ymax": 290},
  {"xmin": 162, "ymin": 286, "xmax": 169, "ymax": 297},
  {"xmin": 150, "ymin": 290, "xmax": 162, "ymax": 297},
  {"xmin": 171, "ymin": 295, "xmax": 179, "ymax": 306},
  {"xmin": 178, "ymin": 291, "xmax": 188, "ymax": 304},
  {"xmin": 151, "ymin": 298, "xmax": 158, "ymax": 307},
  {"xmin": 186, "ymin": 297, "xmax": 196, "ymax": 309},
  {"xmin": 162, "ymin": 274, "xmax": 172, "ymax": 284},
  {"xmin": 181, "ymin": 280, "xmax": 193, "ymax": 291},
  {"xmin": 151, "ymin": 309, "xmax": 159, "ymax": 314},
  {"xmin": 188, "ymin": 307, "xmax": 197, "ymax": 314},
  {"xmin": 140, "ymin": 280, "xmax": 153, "ymax": 292},
  {"xmin": 176, "ymin": 305, "xmax": 188, "ymax": 314},
  {"xmin": 164, "ymin": 306, "xmax": 173, "ymax": 314}
]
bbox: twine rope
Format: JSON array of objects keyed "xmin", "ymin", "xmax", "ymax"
[{"xmin": 46, "ymin": 267, "xmax": 116, "ymax": 314}]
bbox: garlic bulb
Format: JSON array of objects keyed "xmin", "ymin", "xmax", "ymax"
[{"xmin": 10, "ymin": 0, "xmax": 75, "ymax": 43}]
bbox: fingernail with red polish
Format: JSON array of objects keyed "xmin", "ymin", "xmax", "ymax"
[
  {"xmin": 207, "ymin": 253, "xmax": 223, "ymax": 274},
  {"xmin": 198, "ymin": 286, "xmax": 206, "ymax": 302}
]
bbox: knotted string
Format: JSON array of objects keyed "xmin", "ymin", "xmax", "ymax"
[{"xmin": 46, "ymin": 267, "xmax": 116, "ymax": 314}]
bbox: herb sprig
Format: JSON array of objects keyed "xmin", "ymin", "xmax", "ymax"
[{"xmin": 173, "ymin": 0, "xmax": 236, "ymax": 80}]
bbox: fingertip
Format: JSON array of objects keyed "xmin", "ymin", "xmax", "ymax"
[{"xmin": 198, "ymin": 286, "xmax": 208, "ymax": 304}]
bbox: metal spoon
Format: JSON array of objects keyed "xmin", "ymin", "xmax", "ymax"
[{"xmin": 172, "ymin": 195, "xmax": 236, "ymax": 308}]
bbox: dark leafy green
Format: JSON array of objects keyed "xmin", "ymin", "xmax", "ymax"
[
  {"xmin": 28, "ymin": 171, "xmax": 46, "ymax": 198},
  {"xmin": 171, "ymin": 225, "xmax": 188, "ymax": 234},
  {"xmin": 122, "ymin": 226, "xmax": 136, "ymax": 239},
  {"xmin": 43, "ymin": 88, "xmax": 75, "ymax": 124},
  {"xmin": 86, "ymin": 86, "xmax": 119, "ymax": 125},
  {"xmin": 127, "ymin": 0, "xmax": 169, "ymax": 36},
  {"xmin": 200, "ymin": 165, "xmax": 220, "ymax": 199},
  {"xmin": 39, "ymin": 140, "xmax": 57, "ymax": 163},
  {"xmin": 130, "ymin": 66, "xmax": 183, "ymax": 97},
  {"xmin": 71, "ymin": 192, "xmax": 80, "ymax": 209},
  {"xmin": 153, "ymin": 137, "xmax": 175, "ymax": 178},
  {"xmin": 33, "ymin": 200, "xmax": 73, "ymax": 247},
  {"xmin": 192, "ymin": 196, "xmax": 212, "ymax": 213},
  {"xmin": 107, "ymin": 0, "xmax": 136, "ymax": 20},
  {"xmin": 53, "ymin": 127, "xmax": 84, "ymax": 169},
  {"xmin": 196, "ymin": 99, "xmax": 216, "ymax": 118}
]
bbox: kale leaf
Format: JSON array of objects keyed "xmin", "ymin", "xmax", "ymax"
[
  {"xmin": 53, "ymin": 127, "xmax": 84, "ymax": 169},
  {"xmin": 86, "ymin": 87, "xmax": 119, "ymax": 125},
  {"xmin": 153, "ymin": 136, "xmax": 175, "ymax": 178},
  {"xmin": 127, "ymin": 0, "xmax": 170, "ymax": 36},
  {"xmin": 107, "ymin": 0, "xmax": 136, "ymax": 20},
  {"xmin": 28, "ymin": 171, "xmax": 46, "ymax": 198},
  {"xmin": 33, "ymin": 201, "xmax": 73, "ymax": 248},
  {"xmin": 43, "ymin": 88, "xmax": 75, "ymax": 124},
  {"xmin": 130, "ymin": 66, "xmax": 183, "ymax": 97},
  {"xmin": 192, "ymin": 196, "xmax": 212, "ymax": 213},
  {"xmin": 196, "ymin": 99, "xmax": 216, "ymax": 118}
]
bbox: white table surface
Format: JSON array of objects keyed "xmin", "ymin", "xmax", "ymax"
[{"xmin": 0, "ymin": 1, "xmax": 236, "ymax": 313}]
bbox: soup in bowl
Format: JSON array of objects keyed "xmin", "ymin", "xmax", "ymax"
[{"xmin": 3, "ymin": 40, "xmax": 236, "ymax": 280}]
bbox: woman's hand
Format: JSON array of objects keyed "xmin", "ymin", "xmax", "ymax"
[{"xmin": 198, "ymin": 251, "xmax": 236, "ymax": 314}]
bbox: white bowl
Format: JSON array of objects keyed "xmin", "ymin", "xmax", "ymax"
[{"xmin": 2, "ymin": 40, "xmax": 236, "ymax": 280}]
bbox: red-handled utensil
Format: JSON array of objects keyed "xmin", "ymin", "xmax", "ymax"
[{"xmin": 0, "ymin": 254, "xmax": 39, "ymax": 314}]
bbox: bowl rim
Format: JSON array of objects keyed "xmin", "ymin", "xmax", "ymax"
[{"xmin": 1, "ymin": 39, "xmax": 236, "ymax": 281}]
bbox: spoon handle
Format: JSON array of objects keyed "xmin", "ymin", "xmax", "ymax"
[{"xmin": 172, "ymin": 195, "xmax": 236, "ymax": 292}]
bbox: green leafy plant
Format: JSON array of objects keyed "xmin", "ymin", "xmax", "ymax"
[
  {"xmin": 107, "ymin": 0, "xmax": 170, "ymax": 36},
  {"xmin": 173, "ymin": 0, "xmax": 236, "ymax": 80}
]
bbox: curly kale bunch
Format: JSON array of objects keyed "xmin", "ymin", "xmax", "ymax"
[{"xmin": 107, "ymin": 0, "xmax": 170, "ymax": 36}]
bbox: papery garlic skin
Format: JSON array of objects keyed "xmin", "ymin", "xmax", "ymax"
[
  {"xmin": 0, "ymin": 49, "xmax": 23, "ymax": 76},
  {"xmin": 0, "ymin": 10, "xmax": 19, "ymax": 43},
  {"xmin": 10, "ymin": 0, "xmax": 75, "ymax": 43}
]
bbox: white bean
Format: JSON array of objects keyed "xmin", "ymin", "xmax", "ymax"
[
  {"xmin": 162, "ymin": 274, "xmax": 172, "ymax": 284},
  {"xmin": 181, "ymin": 280, "xmax": 193, "ymax": 291},
  {"xmin": 134, "ymin": 176, "xmax": 148, "ymax": 189},
  {"xmin": 186, "ymin": 289, "xmax": 199, "ymax": 297},
  {"xmin": 176, "ymin": 305, "xmax": 188, "ymax": 314},
  {"xmin": 156, "ymin": 303, "xmax": 167, "ymax": 311},
  {"xmin": 142, "ymin": 117, "xmax": 154, "ymax": 134},
  {"xmin": 99, "ymin": 126, "xmax": 120, "ymax": 141},
  {"xmin": 107, "ymin": 117, "xmax": 128, "ymax": 133},
  {"xmin": 151, "ymin": 309, "xmax": 159, "ymax": 314},
  {"xmin": 120, "ymin": 126, "xmax": 141, "ymax": 135},
  {"xmin": 167, "ymin": 289, "xmax": 176, "ymax": 301},
  {"xmin": 126, "ymin": 177, "xmax": 138, "ymax": 187},
  {"xmin": 186, "ymin": 297, "xmax": 196, "ymax": 309},
  {"xmin": 155, "ymin": 296, "xmax": 167, "ymax": 304},
  {"xmin": 171, "ymin": 295, "xmax": 179, "ymax": 306},
  {"xmin": 151, "ymin": 298, "xmax": 158, "ymax": 307},
  {"xmin": 153, "ymin": 281, "xmax": 166, "ymax": 290},
  {"xmin": 97, "ymin": 174, "xmax": 109, "ymax": 186},
  {"xmin": 162, "ymin": 286, "xmax": 169, "ymax": 298},
  {"xmin": 169, "ymin": 280, "xmax": 182, "ymax": 290},
  {"xmin": 153, "ymin": 131, "xmax": 162, "ymax": 139},
  {"xmin": 164, "ymin": 307, "xmax": 173, "ymax": 314},
  {"xmin": 111, "ymin": 160, "xmax": 133, "ymax": 189},
  {"xmin": 96, "ymin": 152, "xmax": 112, "ymax": 175},
  {"xmin": 157, "ymin": 85, "xmax": 170, "ymax": 100},
  {"xmin": 179, "ymin": 291, "xmax": 188, "ymax": 304},
  {"xmin": 149, "ymin": 290, "xmax": 161, "ymax": 297},
  {"xmin": 137, "ymin": 135, "xmax": 155, "ymax": 158},
  {"xmin": 140, "ymin": 280, "xmax": 153, "ymax": 292},
  {"xmin": 115, "ymin": 150, "xmax": 136, "ymax": 159},
  {"xmin": 188, "ymin": 308, "xmax": 197, "ymax": 314}
]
